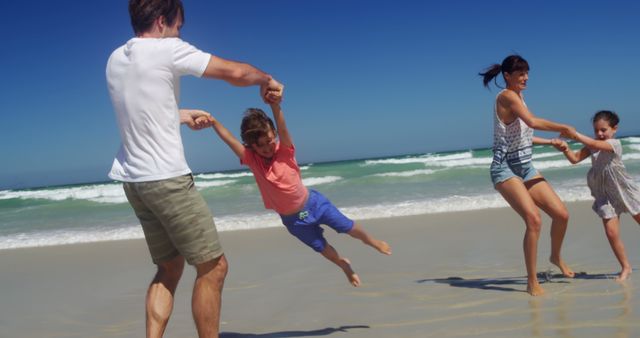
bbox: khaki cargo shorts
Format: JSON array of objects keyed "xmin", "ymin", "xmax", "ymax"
[{"xmin": 123, "ymin": 174, "xmax": 223, "ymax": 265}]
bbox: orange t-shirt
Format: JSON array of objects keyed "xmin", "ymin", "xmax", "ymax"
[{"xmin": 241, "ymin": 143, "xmax": 308, "ymax": 215}]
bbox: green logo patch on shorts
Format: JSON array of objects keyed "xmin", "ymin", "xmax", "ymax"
[{"xmin": 298, "ymin": 210, "xmax": 309, "ymax": 220}]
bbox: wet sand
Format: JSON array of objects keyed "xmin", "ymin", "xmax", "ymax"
[{"xmin": 1, "ymin": 201, "xmax": 639, "ymax": 337}]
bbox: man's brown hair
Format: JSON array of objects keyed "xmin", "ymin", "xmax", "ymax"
[{"xmin": 128, "ymin": 0, "xmax": 184, "ymax": 35}]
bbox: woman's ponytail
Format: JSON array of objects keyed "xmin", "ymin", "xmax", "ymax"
[{"xmin": 479, "ymin": 64, "xmax": 502, "ymax": 88}]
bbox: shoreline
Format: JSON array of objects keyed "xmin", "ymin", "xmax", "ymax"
[
  {"xmin": 0, "ymin": 197, "xmax": 590, "ymax": 252},
  {"xmin": 2, "ymin": 200, "xmax": 639, "ymax": 337}
]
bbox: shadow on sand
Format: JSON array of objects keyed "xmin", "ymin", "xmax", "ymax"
[
  {"xmin": 221, "ymin": 325, "xmax": 370, "ymax": 338},
  {"xmin": 416, "ymin": 271, "xmax": 612, "ymax": 293}
]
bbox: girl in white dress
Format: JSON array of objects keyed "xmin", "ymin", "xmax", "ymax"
[{"xmin": 555, "ymin": 110, "xmax": 640, "ymax": 280}]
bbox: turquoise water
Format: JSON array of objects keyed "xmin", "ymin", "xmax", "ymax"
[{"xmin": 1, "ymin": 137, "xmax": 639, "ymax": 250}]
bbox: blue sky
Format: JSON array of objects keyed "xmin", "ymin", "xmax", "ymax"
[{"xmin": 1, "ymin": 0, "xmax": 639, "ymax": 189}]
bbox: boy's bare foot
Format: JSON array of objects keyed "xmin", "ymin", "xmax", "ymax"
[
  {"xmin": 374, "ymin": 240, "xmax": 392, "ymax": 255},
  {"xmin": 550, "ymin": 257, "xmax": 575, "ymax": 278},
  {"xmin": 616, "ymin": 267, "xmax": 632, "ymax": 281},
  {"xmin": 527, "ymin": 281, "xmax": 545, "ymax": 296},
  {"xmin": 339, "ymin": 258, "xmax": 360, "ymax": 287}
]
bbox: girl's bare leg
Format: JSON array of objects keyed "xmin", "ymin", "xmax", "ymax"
[{"xmin": 603, "ymin": 217, "xmax": 632, "ymax": 281}]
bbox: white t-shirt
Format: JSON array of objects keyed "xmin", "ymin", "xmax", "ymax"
[{"xmin": 106, "ymin": 37, "xmax": 210, "ymax": 182}]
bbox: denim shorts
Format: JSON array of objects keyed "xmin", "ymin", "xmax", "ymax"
[
  {"xmin": 490, "ymin": 159, "xmax": 539, "ymax": 186},
  {"xmin": 280, "ymin": 190, "xmax": 354, "ymax": 252}
]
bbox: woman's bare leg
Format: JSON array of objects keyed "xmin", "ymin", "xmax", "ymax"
[
  {"xmin": 496, "ymin": 177, "xmax": 544, "ymax": 296},
  {"xmin": 526, "ymin": 177, "xmax": 575, "ymax": 278}
]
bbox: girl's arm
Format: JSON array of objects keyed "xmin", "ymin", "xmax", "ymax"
[
  {"xmin": 499, "ymin": 91, "xmax": 577, "ymax": 139},
  {"xmin": 552, "ymin": 139, "xmax": 590, "ymax": 164},
  {"xmin": 562, "ymin": 145, "xmax": 591, "ymax": 164},
  {"xmin": 206, "ymin": 116, "xmax": 246, "ymax": 159},
  {"xmin": 269, "ymin": 101, "xmax": 293, "ymax": 148},
  {"xmin": 574, "ymin": 132, "xmax": 615, "ymax": 152}
]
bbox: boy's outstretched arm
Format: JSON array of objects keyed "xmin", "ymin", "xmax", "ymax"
[
  {"xmin": 269, "ymin": 100, "xmax": 293, "ymax": 148},
  {"xmin": 206, "ymin": 115, "xmax": 246, "ymax": 159}
]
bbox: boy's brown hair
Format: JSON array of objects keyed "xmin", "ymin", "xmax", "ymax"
[{"xmin": 240, "ymin": 108, "xmax": 276, "ymax": 146}]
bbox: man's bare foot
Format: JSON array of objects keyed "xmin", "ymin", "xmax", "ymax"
[
  {"xmin": 527, "ymin": 281, "xmax": 545, "ymax": 296},
  {"xmin": 339, "ymin": 258, "xmax": 361, "ymax": 287},
  {"xmin": 373, "ymin": 240, "xmax": 392, "ymax": 255},
  {"xmin": 550, "ymin": 257, "xmax": 575, "ymax": 278},
  {"xmin": 616, "ymin": 267, "xmax": 632, "ymax": 281}
]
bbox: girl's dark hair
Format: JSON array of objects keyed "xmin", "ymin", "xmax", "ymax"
[
  {"xmin": 240, "ymin": 108, "xmax": 276, "ymax": 145},
  {"xmin": 479, "ymin": 55, "xmax": 530, "ymax": 88},
  {"xmin": 592, "ymin": 110, "xmax": 620, "ymax": 127},
  {"xmin": 129, "ymin": 0, "xmax": 184, "ymax": 35}
]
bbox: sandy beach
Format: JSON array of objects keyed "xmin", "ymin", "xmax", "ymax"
[{"xmin": 1, "ymin": 200, "xmax": 639, "ymax": 337}]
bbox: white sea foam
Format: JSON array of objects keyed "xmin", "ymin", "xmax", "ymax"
[
  {"xmin": 0, "ymin": 183, "xmax": 594, "ymax": 250},
  {"xmin": 630, "ymin": 145, "xmax": 640, "ymax": 151},
  {"xmin": 0, "ymin": 226, "xmax": 144, "ymax": 250},
  {"xmin": 625, "ymin": 137, "xmax": 640, "ymax": 144},
  {"xmin": 534, "ymin": 159, "xmax": 588, "ymax": 170},
  {"xmin": 0, "ymin": 178, "xmax": 242, "ymax": 204},
  {"xmin": 428, "ymin": 157, "xmax": 492, "ymax": 168},
  {"xmin": 364, "ymin": 152, "xmax": 473, "ymax": 166},
  {"xmin": 364, "ymin": 156, "xmax": 431, "ymax": 166},
  {"xmin": 339, "ymin": 185, "xmax": 592, "ymax": 221},
  {"xmin": 623, "ymin": 153, "xmax": 640, "ymax": 161},
  {"xmin": 532, "ymin": 152, "xmax": 563, "ymax": 160},
  {"xmin": 302, "ymin": 176, "xmax": 342, "ymax": 186},
  {"xmin": 0, "ymin": 183, "xmax": 128, "ymax": 204},
  {"xmin": 373, "ymin": 169, "xmax": 437, "ymax": 177},
  {"xmin": 0, "ymin": 212, "xmax": 282, "ymax": 250},
  {"xmin": 363, "ymin": 152, "xmax": 496, "ymax": 169},
  {"xmin": 532, "ymin": 150, "xmax": 640, "ymax": 168},
  {"xmin": 195, "ymin": 180, "xmax": 237, "ymax": 189},
  {"xmin": 196, "ymin": 172, "xmax": 252, "ymax": 179}
]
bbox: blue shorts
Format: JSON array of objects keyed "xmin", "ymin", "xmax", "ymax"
[
  {"xmin": 280, "ymin": 190, "xmax": 354, "ymax": 252},
  {"xmin": 490, "ymin": 159, "xmax": 539, "ymax": 186}
]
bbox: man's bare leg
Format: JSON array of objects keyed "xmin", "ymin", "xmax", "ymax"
[
  {"xmin": 192, "ymin": 255, "xmax": 228, "ymax": 338},
  {"xmin": 147, "ymin": 255, "xmax": 185, "ymax": 338}
]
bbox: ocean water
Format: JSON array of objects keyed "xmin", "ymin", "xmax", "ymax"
[{"xmin": 1, "ymin": 137, "xmax": 640, "ymax": 250}]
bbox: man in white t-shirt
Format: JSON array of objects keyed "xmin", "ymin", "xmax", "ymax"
[{"xmin": 106, "ymin": 1, "xmax": 283, "ymax": 337}]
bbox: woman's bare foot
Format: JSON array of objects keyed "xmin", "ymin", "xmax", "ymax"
[
  {"xmin": 616, "ymin": 267, "xmax": 632, "ymax": 281},
  {"xmin": 527, "ymin": 281, "xmax": 545, "ymax": 296},
  {"xmin": 373, "ymin": 240, "xmax": 392, "ymax": 255},
  {"xmin": 550, "ymin": 257, "xmax": 575, "ymax": 278},
  {"xmin": 339, "ymin": 258, "xmax": 361, "ymax": 287}
]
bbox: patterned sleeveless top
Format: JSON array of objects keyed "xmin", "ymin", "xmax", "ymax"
[{"xmin": 492, "ymin": 90, "xmax": 533, "ymax": 165}]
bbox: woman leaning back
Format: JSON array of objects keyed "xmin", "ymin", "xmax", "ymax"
[{"xmin": 480, "ymin": 55, "xmax": 576, "ymax": 296}]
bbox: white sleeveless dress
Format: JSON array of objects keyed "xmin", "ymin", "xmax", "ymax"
[{"xmin": 588, "ymin": 139, "xmax": 640, "ymax": 218}]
